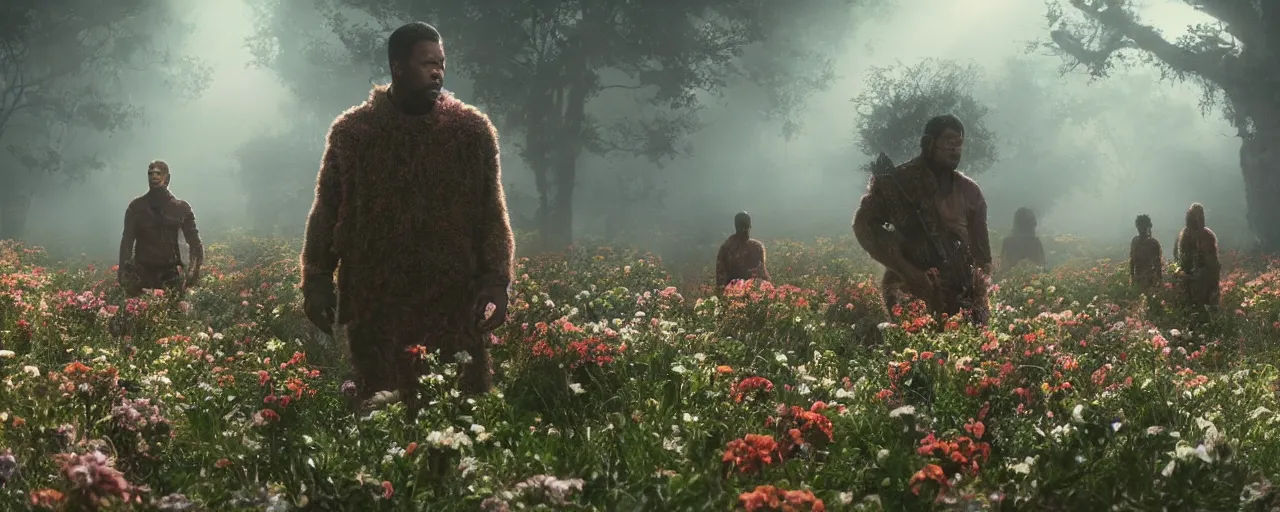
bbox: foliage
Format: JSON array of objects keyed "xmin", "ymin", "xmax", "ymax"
[
  {"xmin": 4, "ymin": 234, "xmax": 1280, "ymax": 509},
  {"xmin": 305, "ymin": 0, "xmax": 864, "ymax": 245},
  {"xmin": 1041, "ymin": 0, "xmax": 1273, "ymax": 136},
  {"xmin": 978, "ymin": 57, "xmax": 1104, "ymax": 220},
  {"xmin": 0, "ymin": 0, "xmax": 210, "ymax": 239},
  {"xmin": 852, "ymin": 58, "xmax": 999, "ymax": 175}
]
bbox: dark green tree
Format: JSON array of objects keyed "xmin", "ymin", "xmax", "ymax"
[
  {"xmin": 852, "ymin": 58, "xmax": 999, "ymax": 176},
  {"xmin": 1044, "ymin": 0, "xmax": 1280, "ymax": 250},
  {"xmin": 313, "ymin": 0, "xmax": 865, "ymax": 249},
  {"xmin": 0, "ymin": 0, "xmax": 208, "ymax": 241}
]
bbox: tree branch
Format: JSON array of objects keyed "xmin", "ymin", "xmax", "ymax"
[
  {"xmin": 1185, "ymin": 0, "xmax": 1263, "ymax": 47},
  {"xmin": 1056, "ymin": 0, "xmax": 1226, "ymax": 83}
]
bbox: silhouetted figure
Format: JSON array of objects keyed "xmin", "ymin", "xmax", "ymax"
[
  {"xmin": 998, "ymin": 207, "xmax": 1045, "ymax": 278},
  {"xmin": 1129, "ymin": 214, "xmax": 1163, "ymax": 291},
  {"xmin": 117, "ymin": 160, "xmax": 203, "ymax": 297},
  {"xmin": 715, "ymin": 212, "xmax": 770, "ymax": 290},
  {"xmin": 1174, "ymin": 203, "xmax": 1220, "ymax": 315}
]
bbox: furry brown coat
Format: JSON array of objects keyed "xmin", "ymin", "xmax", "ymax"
[
  {"xmin": 300, "ymin": 85, "xmax": 514, "ymax": 398},
  {"xmin": 715, "ymin": 234, "xmax": 770, "ymax": 288},
  {"xmin": 854, "ymin": 157, "xmax": 991, "ymax": 321},
  {"xmin": 1175, "ymin": 203, "xmax": 1219, "ymax": 309}
]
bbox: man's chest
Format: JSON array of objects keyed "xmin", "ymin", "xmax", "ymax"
[{"xmin": 135, "ymin": 203, "xmax": 185, "ymax": 232}]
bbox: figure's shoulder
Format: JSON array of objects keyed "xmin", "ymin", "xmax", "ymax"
[
  {"xmin": 748, "ymin": 238, "xmax": 767, "ymax": 251},
  {"xmin": 327, "ymin": 90, "xmax": 381, "ymax": 140},
  {"xmin": 868, "ymin": 158, "xmax": 922, "ymax": 191},
  {"xmin": 954, "ymin": 171, "xmax": 985, "ymax": 199},
  {"xmin": 438, "ymin": 93, "xmax": 498, "ymax": 140},
  {"xmin": 172, "ymin": 197, "xmax": 194, "ymax": 213},
  {"xmin": 125, "ymin": 195, "xmax": 147, "ymax": 211}
]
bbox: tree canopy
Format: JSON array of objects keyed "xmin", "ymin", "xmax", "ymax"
[
  {"xmin": 0, "ymin": 0, "xmax": 209, "ymax": 240},
  {"xmin": 1043, "ymin": 0, "xmax": 1280, "ymax": 249},
  {"xmin": 304, "ymin": 0, "xmax": 863, "ymax": 246},
  {"xmin": 852, "ymin": 58, "xmax": 998, "ymax": 175}
]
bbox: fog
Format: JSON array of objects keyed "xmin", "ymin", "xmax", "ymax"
[{"xmin": 13, "ymin": 0, "xmax": 1246, "ymax": 265}]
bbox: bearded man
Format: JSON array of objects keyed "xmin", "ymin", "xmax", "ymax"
[
  {"xmin": 852, "ymin": 115, "xmax": 992, "ymax": 324},
  {"xmin": 299, "ymin": 22, "xmax": 514, "ymax": 406},
  {"xmin": 118, "ymin": 160, "xmax": 203, "ymax": 297}
]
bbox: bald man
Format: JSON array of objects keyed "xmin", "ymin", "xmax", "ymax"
[
  {"xmin": 118, "ymin": 160, "xmax": 204, "ymax": 297},
  {"xmin": 715, "ymin": 212, "xmax": 771, "ymax": 290}
]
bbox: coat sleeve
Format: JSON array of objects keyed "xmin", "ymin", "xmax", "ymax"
[
  {"xmin": 118, "ymin": 203, "xmax": 138, "ymax": 268},
  {"xmin": 472, "ymin": 115, "xmax": 515, "ymax": 290},
  {"xmin": 300, "ymin": 122, "xmax": 347, "ymax": 287},
  {"xmin": 968, "ymin": 188, "xmax": 992, "ymax": 274},
  {"xmin": 180, "ymin": 201, "xmax": 204, "ymax": 269}
]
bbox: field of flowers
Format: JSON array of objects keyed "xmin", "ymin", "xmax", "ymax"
[{"xmin": 3, "ymin": 234, "xmax": 1280, "ymax": 510}]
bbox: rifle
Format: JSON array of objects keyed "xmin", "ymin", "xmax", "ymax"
[{"xmin": 876, "ymin": 170, "xmax": 981, "ymax": 316}]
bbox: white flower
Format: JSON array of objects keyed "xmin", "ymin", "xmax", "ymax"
[
  {"xmin": 1071, "ymin": 404, "xmax": 1085, "ymax": 424},
  {"xmin": 889, "ymin": 405, "xmax": 915, "ymax": 418},
  {"xmin": 0, "ymin": 350, "xmax": 15, "ymax": 358},
  {"xmin": 569, "ymin": 383, "xmax": 585, "ymax": 395}
]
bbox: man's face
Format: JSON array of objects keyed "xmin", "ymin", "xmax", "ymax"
[
  {"xmin": 393, "ymin": 40, "xmax": 446, "ymax": 101},
  {"xmin": 928, "ymin": 128, "xmax": 964, "ymax": 171},
  {"xmin": 147, "ymin": 167, "xmax": 168, "ymax": 188}
]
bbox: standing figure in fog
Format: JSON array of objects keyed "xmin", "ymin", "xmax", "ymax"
[
  {"xmin": 715, "ymin": 211, "xmax": 770, "ymax": 291},
  {"xmin": 1129, "ymin": 214, "xmax": 1163, "ymax": 291},
  {"xmin": 852, "ymin": 115, "xmax": 992, "ymax": 324},
  {"xmin": 118, "ymin": 160, "xmax": 203, "ymax": 297},
  {"xmin": 1175, "ymin": 203, "xmax": 1220, "ymax": 314},
  {"xmin": 299, "ymin": 22, "xmax": 514, "ymax": 410},
  {"xmin": 998, "ymin": 207, "xmax": 1045, "ymax": 278}
]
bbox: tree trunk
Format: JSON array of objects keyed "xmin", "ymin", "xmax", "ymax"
[
  {"xmin": 0, "ymin": 191, "xmax": 31, "ymax": 242},
  {"xmin": 1240, "ymin": 126, "xmax": 1280, "ymax": 252},
  {"xmin": 540, "ymin": 39, "xmax": 593, "ymax": 251}
]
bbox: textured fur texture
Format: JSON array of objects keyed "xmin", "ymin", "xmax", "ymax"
[
  {"xmin": 853, "ymin": 157, "xmax": 991, "ymax": 320},
  {"xmin": 300, "ymin": 84, "xmax": 514, "ymax": 397},
  {"xmin": 1175, "ymin": 203, "xmax": 1219, "ymax": 309}
]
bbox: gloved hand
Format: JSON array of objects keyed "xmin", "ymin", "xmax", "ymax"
[
  {"xmin": 302, "ymin": 278, "xmax": 338, "ymax": 335},
  {"xmin": 475, "ymin": 284, "xmax": 509, "ymax": 333}
]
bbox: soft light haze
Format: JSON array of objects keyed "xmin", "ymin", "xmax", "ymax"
[{"xmin": 22, "ymin": 0, "xmax": 1244, "ymax": 265}]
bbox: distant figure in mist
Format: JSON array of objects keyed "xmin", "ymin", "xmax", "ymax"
[
  {"xmin": 117, "ymin": 160, "xmax": 204, "ymax": 297},
  {"xmin": 852, "ymin": 114, "xmax": 992, "ymax": 324},
  {"xmin": 715, "ymin": 212, "xmax": 771, "ymax": 291},
  {"xmin": 1174, "ymin": 203, "xmax": 1220, "ymax": 314},
  {"xmin": 997, "ymin": 207, "xmax": 1045, "ymax": 278},
  {"xmin": 1128, "ymin": 214, "xmax": 1163, "ymax": 291}
]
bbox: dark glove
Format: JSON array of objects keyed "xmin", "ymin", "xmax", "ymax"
[
  {"xmin": 475, "ymin": 284, "xmax": 509, "ymax": 333},
  {"xmin": 302, "ymin": 278, "xmax": 337, "ymax": 335}
]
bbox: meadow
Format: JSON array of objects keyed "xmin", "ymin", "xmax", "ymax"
[{"xmin": 2, "ymin": 234, "xmax": 1280, "ymax": 511}]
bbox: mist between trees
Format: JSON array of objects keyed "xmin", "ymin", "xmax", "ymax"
[{"xmin": 1, "ymin": 0, "xmax": 1270, "ymax": 265}]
